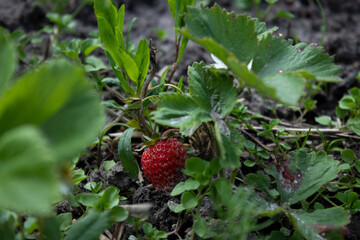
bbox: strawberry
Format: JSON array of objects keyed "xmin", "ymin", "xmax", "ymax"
[{"xmin": 141, "ymin": 138, "xmax": 186, "ymax": 192}]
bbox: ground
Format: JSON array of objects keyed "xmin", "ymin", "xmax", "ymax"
[{"xmin": 1, "ymin": 0, "xmax": 359, "ymax": 239}]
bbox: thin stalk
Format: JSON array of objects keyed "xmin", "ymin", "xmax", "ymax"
[
  {"xmin": 315, "ymin": 0, "xmax": 326, "ymax": 46},
  {"xmin": 309, "ymin": 189, "xmax": 324, "ymax": 205},
  {"xmin": 70, "ymin": 0, "xmax": 88, "ymax": 19},
  {"xmin": 139, "ymin": 40, "xmax": 157, "ymax": 137},
  {"xmin": 321, "ymin": 193, "xmax": 338, "ymax": 207},
  {"xmin": 164, "ymin": 35, "xmax": 181, "ymax": 92},
  {"xmin": 261, "ymin": 3, "xmax": 275, "ymax": 21}
]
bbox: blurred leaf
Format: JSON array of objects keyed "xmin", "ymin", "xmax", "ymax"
[
  {"xmin": 84, "ymin": 56, "xmax": 107, "ymax": 72},
  {"xmin": 101, "ymin": 77, "xmax": 121, "ymax": 87},
  {"xmin": 213, "ymin": 178, "xmax": 232, "ymax": 206},
  {"xmin": 118, "ymin": 127, "xmax": 139, "ymax": 179},
  {"xmin": 76, "ymin": 193, "xmax": 100, "ymax": 208},
  {"xmin": 0, "ymin": 28, "xmax": 16, "ymax": 96},
  {"xmin": 56, "ymin": 213, "xmax": 73, "ymax": 231},
  {"xmin": 167, "ymin": 0, "xmax": 195, "ymax": 28},
  {"xmin": 110, "ymin": 206, "xmax": 128, "ymax": 222},
  {"xmin": 287, "ymin": 207, "xmax": 349, "ymax": 240},
  {"xmin": 273, "ymin": 10, "xmax": 294, "ymax": 19},
  {"xmin": 315, "ymin": 115, "xmax": 333, "ymax": 126},
  {"xmin": 341, "ymin": 149, "xmax": 355, "ymax": 164},
  {"xmin": 0, "ymin": 59, "xmax": 105, "ymax": 160},
  {"xmin": 234, "ymin": 0, "xmax": 252, "ymax": 10},
  {"xmin": 0, "ymin": 209, "xmax": 17, "ymax": 240},
  {"xmin": 72, "ymin": 169, "xmax": 87, "ymax": 185},
  {"xmin": 0, "ymin": 126, "xmax": 60, "ymax": 215},
  {"xmin": 103, "ymin": 160, "xmax": 116, "ymax": 171},
  {"xmin": 171, "ymin": 182, "xmax": 186, "ymax": 196},
  {"xmin": 193, "ymin": 218, "xmax": 216, "ymax": 239},
  {"xmin": 65, "ymin": 210, "xmax": 111, "ymax": 240},
  {"xmin": 84, "ymin": 182, "xmax": 103, "ymax": 193},
  {"xmin": 184, "ymin": 179, "xmax": 200, "ymax": 190},
  {"xmin": 39, "ymin": 216, "xmax": 61, "ymax": 240},
  {"xmin": 99, "ymin": 186, "xmax": 119, "ymax": 210},
  {"xmin": 81, "ymin": 38, "xmax": 102, "ymax": 57},
  {"xmin": 246, "ymin": 171, "xmax": 271, "ymax": 196},
  {"xmin": 214, "ymin": 124, "xmax": 241, "ymax": 170},
  {"xmin": 267, "ymin": 150, "xmax": 340, "ymax": 205},
  {"xmin": 181, "ymin": 192, "xmax": 198, "ymax": 209},
  {"xmin": 178, "ymin": 5, "xmax": 341, "ymax": 105}
]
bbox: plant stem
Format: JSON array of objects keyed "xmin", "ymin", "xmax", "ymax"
[
  {"xmin": 315, "ymin": 0, "xmax": 326, "ymax": 46},
  {"xmin": 164, "ymin": 35, "xmax": 181, "ymax": 92},
  {"xmin": 139, "ymin": 40, "xmax": 157, "ymax": 137},
  {"xmin": 321, "ymin": 193, "xmax": 338, "ymax": 207}
]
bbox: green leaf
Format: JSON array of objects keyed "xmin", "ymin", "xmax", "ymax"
[
  {"xmin": 56, "ymin": 213, "xmax": 73, "ymax": 231},
  {"xmin": 65, "ymin": 210, "xmax": 111, "ymax": 240},
  {"xmin": 287, "ymin": 207, "xmax": 349, "ymax": 240},
  {"xmin": 0, "ymin": 126, "xmax": 60, "ymax": 215},
  {"xmin": 181, "ymin": 192, "xmax": 198, "ymax": 209},
  {"xmin": 94, "ymin": 1, "xmax": 139, "ymax": 83},
  {"xmin": 39, "ymin": 216, "xmax": 61, "ymax": 240},
  {"xmin": 184, "ymin": 179, "xmax": 200, "ymax": 190},
  {"xmin": 188, "ymin": 62, "xmax": 237, "ymax": 118},
  {"xmin": 81, "ymin": 38, "xmax": 102, "ymax": 57},
  {"xmin": 99, "ymin": 186, "xmax": 119, "ymax": 210},
  {"xmin": 268, "ymin": 150, "xmax": 340, "ymax": 205},
  {"xmin": 244, "ymin": 160, "xmax": 256, "ymax": 167},
  {"xmin": 84, "ymin": 182, "xmax": 103, "ymax": 193},
  {"xmin": 105, "ymin": 50, "xmax": 135, "ymax": 95},
  {"xmin": 193, "ymin": 218, "xmax": 216, "ymax": 238},
  {"xmin": 214, "ymin": 124, "xmax": 241, "ymax": 170},
  {"xmin": 185, "ymin": 157, "xmax": 208, "ymax": 173},
  {"xmin": 134, "ymin": 39, "xmax": 150, "ymax": 87},
  {"xmin": 84, "ymin": 56, "xmax": 107, "ymax": 72},
  {"xmin": 75, "ymin": 193, "xmax": 100, "ymax": 208},
  {"xmin": 0, "ymin": 209, "xmax": 17, "ymax": 240},
  {"xmin": 118, "ymin": 48, "xmax": 139, "ymax": 83},
  {"xmin": 103, "ymin": 160, "xmax": 116, "ymax": 171},
  {"xmin": 171, "ymin": 182, "xmax": 186, "ymax": 196},
  {"xmin": 151, "ymin": 93, "xmax": 211, "ymax": 135},
  {"xmin": 72, "ymin": 169, "xmax": 87, "ymax": 185},
  {"xmin": 341, "ymin": 149, "xmax": 355, "ymax": 164},
  {"xmin": 115, "ymin": 5, "xmax": 126, "ymax": 50},
  {"xmin": 178, "ymin": 4, "xmax": 341, "ymax": 105},
  {"xmin": 0, "ymin": 59, "xmax": 105, "ymax": 161},
  {"xmin": 315, "ymin": 115, "xmax": 333, "ymax": 126},
  {"xmin": 0, "ymin": 28, "xmax": 16, "ymax": 96},
  {"xmin": 152, "ymin": 62, "xmax": 237, "ymax": 135},
  {"xmin": 213, "ymin": 178, "xmax": 232, "ymax": 206},
  {"xmin": 110, "ymin": 206, "xmax": 128, "ymax": 222},
  {"xmin": 274, "ymin": 10, "xmax": 294, "ymax": 19},
  {"xmin": 167, "ymin": 0, "xmax": 195, "ymax": 28},
  {"xmin": 101, "ymin": 77, "xmax": 121, "ymax": 87},
  {"xmin": 118, "ymin": 128, "xmax": 139, "ymax": 179},
  {"xmin": 246, "ymin": 171, "xmax": 271, "ymax": 196}
]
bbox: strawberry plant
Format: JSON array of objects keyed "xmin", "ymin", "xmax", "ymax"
[{"xmin": 1, "ymin": 0, "xmax": 359, "ymax": 239}]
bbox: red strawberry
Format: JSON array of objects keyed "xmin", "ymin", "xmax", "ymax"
[{"xmin": 141, "ymin": 138, "xmax": 186, "ymax": 192}]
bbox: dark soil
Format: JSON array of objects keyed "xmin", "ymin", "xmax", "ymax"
[{"xmin": 1, "ymin": 0, "xmax": 360, "ymax": 239}]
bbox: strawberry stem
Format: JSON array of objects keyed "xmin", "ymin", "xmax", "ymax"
[{"xmin": 162, "ymin": 128, "xmax": 180, "ymax": 138}]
